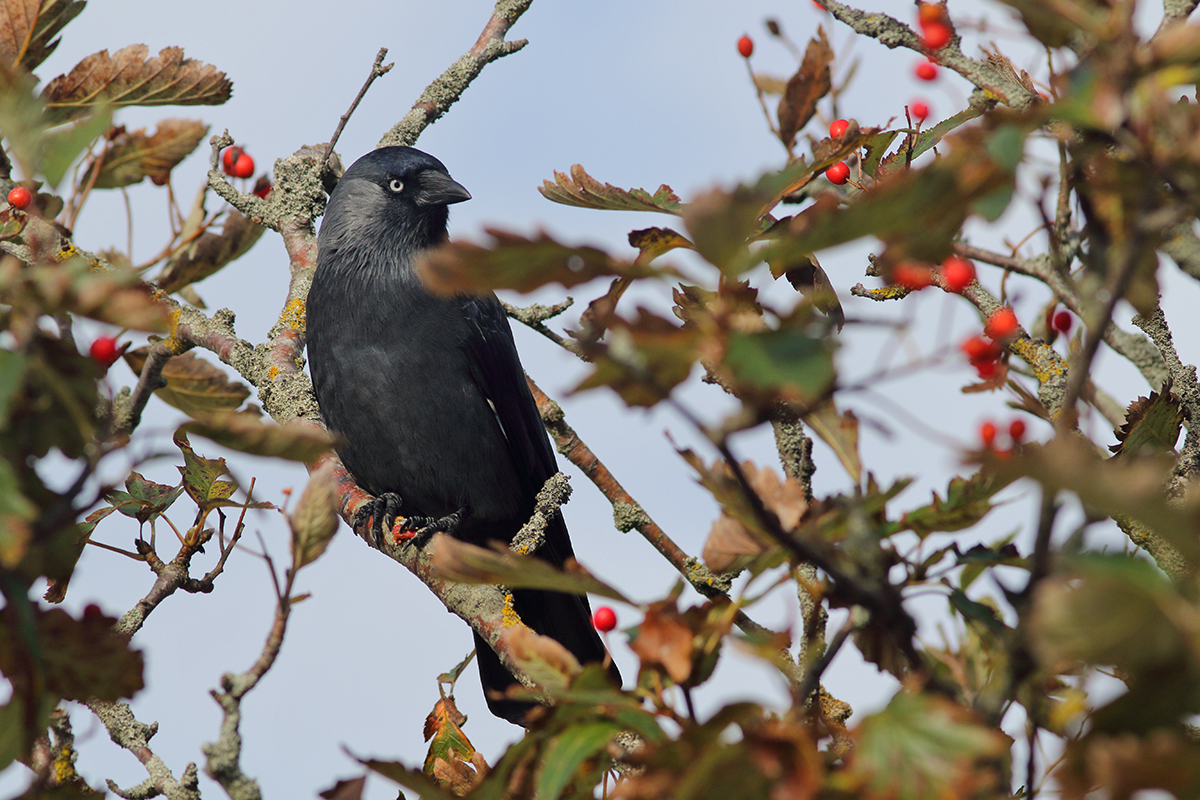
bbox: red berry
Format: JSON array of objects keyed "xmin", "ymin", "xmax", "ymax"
[
  {"xmin": 940, "ymin": 256, "xmax": 975, "ymax": 292},
  {"xmin": 915, "ymin": 62, "xmax": 938, "ymax": 81},
  {"xmin": 826, "ymin": 161, "xmax": 850, "ymax": 185},
  {"xmin": 1053, "ymin": 310, "xmax": 1073, "ymax": 334},
  {"xmin": 1009, "ymin": 419, "xmax": 1026, "ymax": 442},
  {"xmin": 737, "ymin": 35, "xmax": 754, "ymax": 58},
  {"xmin": 980, "ymin": 421, "xmax": 997, "ymax": 448},
  {"xmin": 829, "ymin": 119, "xmax": 850, "ymax": 138},
  {"xmin": 252, "ymin": 177, "xmax": 273, "ymax": 199},
  {"xmin": 222, "ymin": 146, "xmax": 255, "ymax": 179},
  {"xmin": 975, "ymin": 359, "xmax": 1000, "ymax": 379},
  {"xmin": 83, "ymin": 603, "xmax": 103, "ymax": 619},
  {"xmin": 894, "ymin": 262, "xmax": 933, "ymax": 291},
  {"xmin": 984, "ymin": 307, "xmax": 1019, "ymax": 340},
  {"xmin": 961, "ymin": 335, "xmax": 997, "ymax": 361},
  {"xmin": 910, "ymin": 101, "xmax": 930, "ymax": 122},
  {"xmin": 918, "ymin": 3, "xmax": 945, "ymax": 25},
  {"xmin": 921, "ymin": 21, "xmax": 952, "ymax": 49},
  {"xmin": 7, "ymin": 186, "xmax": 32, "ymax": 210},
  {"xmin": 89, "ymin": 336, "xmax": 121, "ymax": 368},
  {"xmin": 593, "ymin": 606, "xmax": 617, "ymax": 632}
]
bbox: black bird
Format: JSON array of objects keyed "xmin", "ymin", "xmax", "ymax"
[{"xmin": 306, "ymin": 146, "xmax": 616, "ymax": 724}]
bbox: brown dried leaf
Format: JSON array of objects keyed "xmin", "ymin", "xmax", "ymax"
[
  {"xmin": 423, "ymin": 695, "xmax": 487, "ymax": 795},
  {"xmin": 702, "ymin": 512, "xmax": 771, "ymax": 573},
  {"xmin": 43, "ymin": 45, "xmax": 233, "ymax": 124},
  {"xmin": 157, "ymin": 209, "xmax": 266, "ymax": 293},
  {"xmin": 745, "ymin": 461, "xmax": 807, "ymax": 530},
  {"xmin": 11, "ymin": 0, "xmax": 84, "ymax": 72},
  {"xmin": 317, "ymin": 777, "xmax": 366, "ymax": 800},
  {"xmin": 778, "ymin": 27, "xmax": 834, "ymax": 148},
  {"xmin": 88, "ymin": 119, "xmax": 208, "ymax": 188},
  {"xmin": 538, "ymin": 164, "xmax": 683, "ymax": 215},
  {"xmin": 181, "ymin": 413, "xmax": 335, "ymax": 463},
  {"xmin": 628, "ymin": 603, "xmax": 693, "ymax": 684},
  {"xmin": 122, "ymin": 348, "xmax": 251, "ymax": 416},
  {"xmin": 803, "ymin": 402, "xmax": 861, "ymax": 483},
  {"xmin": 504, "ymin": 624, "xmax": 581, "ymax": 691},
  {"xmin": 0, "ymin": 0, "xmax": 41, "ymax": 69},
  {"xmin": 290, "ymin": 462, "xmax": 339, "ymax": 571}
]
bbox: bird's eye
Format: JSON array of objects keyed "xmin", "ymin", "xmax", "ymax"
[{"xmin": 388, "ymin": 178, "xmax": 404, "ymax": 193}]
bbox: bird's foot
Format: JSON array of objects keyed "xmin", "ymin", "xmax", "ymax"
[
  {"xmin": 397, "ymin": 507, "xmax": 468, "ymax": 549},
  {"xmin": 354, "ymin": 492, "xmax": 404, "ymax": 548}
]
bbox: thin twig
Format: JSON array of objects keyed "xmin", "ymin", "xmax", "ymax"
[{"xmin": 324, "ymin": 48, "xmax": 394, "ymax": 169}]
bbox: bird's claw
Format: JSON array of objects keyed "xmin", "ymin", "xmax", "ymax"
[
  {"xmin": 354, "ymin": 492, "xmax": 404, "ymax": 548},
  {"xmin": 398, "ymin": 507, "xmax": 468, "ymax": 549}
]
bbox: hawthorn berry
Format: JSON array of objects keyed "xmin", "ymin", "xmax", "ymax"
[
  {"xmin": 252, "ymin": 176, "xmax": 273, "ymax": 199},
  {"xmin": 1053, "ymin": 310, "xmax": 1072, "ymax": 334},
  {"xmin": 222, "ymin": 146, "xmax": 255, "ymax": 179},
  {"xmin": 894, "ymin": 262, "xmax": 933, "ymax": 291},
  {"xmin": 940, "ymin": 256, "xmax": 975, "ymax": 292},
  {"xmin": 89, "ymin": 336, "xmax": 121, "ymax": 368},
  {"xmin": 910, "ymin": 101, "xmax": 930, "ymax": 122},
  {"xmin": 975, "ymin": 359, "xmax": 1000, "ymax": 379},
  {"xmin": 961, "ymin": 335, "xmax": 997, "ymax": 362},
  {"xmin": 83, "ymin": 603, "xmax": 103, "ymax": 619},
  {"xmin": 921, "ymin": 21, "xmax": 952, "ymax": 49},
  {"xmin": 829, "ymin": 118, "xmax": 849, "ymax": 138},
  {"xmin": 826, "ymin": 161, "xmax": 850, "ymax": 185},
  {"xmin": 984, "ymin": 307, "xmax": 1019, "ymax": 340},
  {"xmin": 1009, "ymin": 419, "xmax": 1026, "ymax": 442},
  {"xmin": 7, "ymin": 186, "xmax": 32, "ymax": 210},
  {"xmin": 593, "ymin": 606, "xmax": 617, "ymax": 632},
  {"xmin": 915, "ymin": 61, "xmax": 938, "ymax": 81},
  {"xmin": 980, "ymin": 421, "xmax": 997, "ymax": 448},
  {"xmin": 737, "ymin": 35, "xmax": 754, "ymax": 58},
  {"xmin": 918, "ymin": 3, "xmax": 945, "ymax": 25}
]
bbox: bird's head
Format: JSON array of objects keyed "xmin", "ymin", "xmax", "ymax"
[{"xmin": 319, "ymin": 146, "xmax": 471, "ymax": 260}]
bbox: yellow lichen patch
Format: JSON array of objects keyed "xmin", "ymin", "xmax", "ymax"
[
  {"xmin": 54, "ymin": 244, "xmax": 79, "ymax": 263},
  {"xmin": 1011, "ymin": 337, "xmax": 1065, "ymax": 383},
  {"xmin": 501, "ymin": 591, "xmax": 520, "ymax": 627},
  {"xmin": 267, "ymin": 365, "xmax": 282, "ymax": 381},
  {"xmin": 279, "ymin": 297, "xmax": 306, "ymax": 333},
  {"xmin": 861, "ymin": 284, "xmax": 910, "ymax": 301}
]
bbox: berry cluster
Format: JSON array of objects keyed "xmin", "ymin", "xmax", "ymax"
[
  {"xmin": 221, "ymin": 145, "xmax": 256, "ymax": 179},
  {"xmin": 979, "ymin": 418, "xmax": 1027, "ymax": 451},
  {"xmin": 918, "ymin": 3, "xmax": 952, "ymax": 50},
  {"xmin": 892, "ymin": 255, "xmax": 976, "ymax": 293}
]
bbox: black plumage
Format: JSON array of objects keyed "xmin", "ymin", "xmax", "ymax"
[{"xmin": 306, "ymin": 146, "xmax": 616, "ymax": 724}]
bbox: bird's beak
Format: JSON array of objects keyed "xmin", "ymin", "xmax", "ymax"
[{"xmin": 415, "ymin": 170, "xmax": 472, "ymax": 206}]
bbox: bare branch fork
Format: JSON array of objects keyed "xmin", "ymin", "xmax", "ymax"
[{"xmin": 324, "ymin": 48, "xmax": 394, "ymax": 170}]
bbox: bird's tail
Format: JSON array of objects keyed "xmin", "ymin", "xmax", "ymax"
[{"xmin": 475, "ymin": 517, "xmax": 620, "ymax": 725}]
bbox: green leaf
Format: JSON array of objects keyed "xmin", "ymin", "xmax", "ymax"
[
  {"xmin": 948, "ymin": 589, "xmax": 1008, "ymax": 636},
  {"xmin": 173, "ymin": 428, "xmax": 237, "ymax": 509},
  {"xmin": 536, "ymin": 722, "xmax": 621, "ymax": 800},
  {"xmin": 720, "ymin": 328, "xmax": 836, "ymax": 406},
  {"xmin": 894, "ymin": 469, "xmax": 1013, "ymax": 539},
  {"xmin": 1110, "ymin": 384, "xmax": 1183, "ymax": 457},
  {"xmin": 1031, "ymin": 553, "xmax": 1193, "ymax": 675},
  {"xmin": 38, "ymin": 107, "xmax": 110, "ymax": 188},
  {"xmin": 106, "ymin": 470, "xmax": 184, "ymax": 525},
  {"xmin": 429, "ymin": 534, "xmax": 630, "ymax": 603},
  {"xmin": 848, "ymin": 691, "xmax": 1008, "ymax": 800},
  {"xmin": 0, "ymin": 350, "xmax": 27, "ymax": 427},
  {"xmin": 539, "ymin": 164, "xmax": 683, "ymax": 214}
]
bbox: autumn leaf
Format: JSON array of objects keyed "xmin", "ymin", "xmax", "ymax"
[
  {"xmin": 702, "ymin": 512, "xmax": 774, "ymax": 574},
  {"xmin": 290, "ymin": 462, "xmax": 339, "ymax": 571},
  {"xmin": 180, "ymin": 413, "xmax": 336, "ymax": 463},
  {"xmin": 156, "ymin": 209, "xmax": 266, "ymax": 294},
  {"xmin": 86, "ymin": 119, "xmax": 208, "ymax": 188},
  {"xmin": 423, "ymin": 695, "xmax": 488, "ymax": 795},
  {"xmin": 43, "ymin": 45, "xmax": 233, "ymax": 124},
  {"xmin": 123, "ymin": 348, "xmax": 251, "ymax": 417},
  {"xmin": 628, "ymin": 602, "xmax": 694, "ymax": 684},
  {"xmin": 504, "ymin": 624, "xmax": 581, "ymax": 691},
  {"xmin": 538, "ymin": 164, "xmax": 683, "ymax": 214},
  {"xmin": 778, "ymin": 27, "xmax": 834, "ymax": 148},
  {"xmin": 173, "ymin": 429, "xmax": 237, "ymax": 509},
  {"xmin": 1110, "ymin": 382, "xmax": 1183, "ymax": 457},
  {"xmin": 428, "ymin": 534, "xmax": 629, "ymax": 602},
  {"xmin": 0, "ymin": 0, "xmax": 86, "ymax": 72}
]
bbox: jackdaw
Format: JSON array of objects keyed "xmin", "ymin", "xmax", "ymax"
[{"xmin": 306, "ymin": 146, "xmax": 617, "ymax": 724}]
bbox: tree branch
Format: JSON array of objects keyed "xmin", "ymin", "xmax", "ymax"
[{"xmin": 377, "ymin": 0, "xmax": 534, "ymax": 148}]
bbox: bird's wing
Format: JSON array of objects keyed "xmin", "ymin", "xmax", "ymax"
[{"xmin": 459, "ymin": 294, "xmax": 561, "ymax": 503}]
